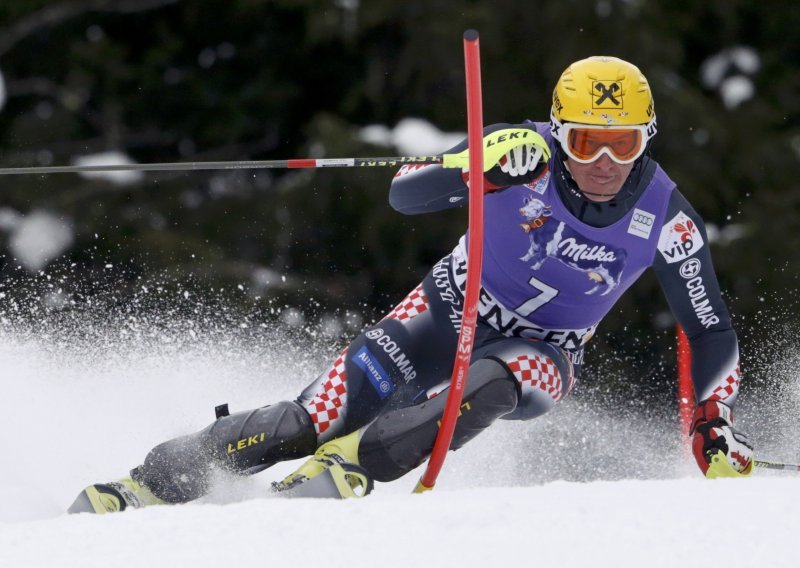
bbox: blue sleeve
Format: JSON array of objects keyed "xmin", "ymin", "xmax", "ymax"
[{"xmin": 653, "ymin": 189, "xmax": 742, "ymax": 406}]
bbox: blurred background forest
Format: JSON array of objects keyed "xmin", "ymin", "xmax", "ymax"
[{"xmin": 0, "ymin": 0, "xmax": 799, "ymax": 399}]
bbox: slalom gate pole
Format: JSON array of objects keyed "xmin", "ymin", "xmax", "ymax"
[
  {"xmin": 677, "ymin": 326, "xmax": 695, "ymax": 450},
  {"xmin": 413, "ymin": 29, "xmax": 484, "ymax": 494}
]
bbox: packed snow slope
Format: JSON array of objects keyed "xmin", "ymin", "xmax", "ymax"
[{"xmin": 1, "ymin": 311, "xmax": 798, "ymax": 567}]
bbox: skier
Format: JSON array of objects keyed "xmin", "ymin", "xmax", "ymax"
[{"xmin": 70, "ymin": 56, "xmax": 753, "ymax": 514}]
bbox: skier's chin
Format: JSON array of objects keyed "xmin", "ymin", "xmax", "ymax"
[{"xmin": 580, "ymin": 180, "xmax": 624, "ymax": 202}]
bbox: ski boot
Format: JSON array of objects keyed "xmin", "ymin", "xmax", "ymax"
[
  {"xmin": 272, "ymin": 430, "xmax": 373, "ymax": 499},
  {"xmin": 68, "ymin": 467, "xmax": 164, "ymax": 514}
]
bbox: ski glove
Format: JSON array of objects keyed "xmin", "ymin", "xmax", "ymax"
[
  {"xmin": 690, "ymin": 399, "xmax": 754, "ymax": 477},
  {"xmin": 484, "ymin": 143, "xmax": 547, "ymax": 192}
]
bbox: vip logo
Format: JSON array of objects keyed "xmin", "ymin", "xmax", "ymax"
[
  {"xmin": 657, "ymin": 211, "xmax": 705, "ymax": 264},
  {"xmin": 593, "ymin": 81, "xmax": 622, "ymax": 108}
]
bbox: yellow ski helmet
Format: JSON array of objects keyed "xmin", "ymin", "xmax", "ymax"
[{"xmin": 551, "ymin": 56, "xmax": 655, "ymax": 127}]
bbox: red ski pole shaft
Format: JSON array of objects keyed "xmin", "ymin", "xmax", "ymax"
[{"xmin": 414, "ymin": 29, "xmax": 484, "ymax": 493}]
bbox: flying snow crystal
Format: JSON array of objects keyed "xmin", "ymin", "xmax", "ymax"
[
  {"xmin": 0, "ymin": 207, "xmax": 19, "ymax": 231},
  {"xmin": 360, "ymin": 118, "xmax": 465, "ymax": 156},
  {"xmin": 700, "ymin": 46, "xmax": 761, "ymax": 109},
  {"xmin": 4, "ymin": 210, "xmax": 75, "ymax": 272},
  {"xmin": 280, "ymin": 307, "xmax": 305, "ymax": 328},
  {"xmin": 718, "ymin": 76, "xmax": 755, "ymax": 109},
  {"xmin": 251, "ymin": 266, "xmax": 294, "ymax": 295},
  {"xmin": 73, "ymin": 151, "xmax": 144, "ymax": 185},
  {"xmin": 704, "ymin": 223, "xmax": 747, "ymax": 246}
]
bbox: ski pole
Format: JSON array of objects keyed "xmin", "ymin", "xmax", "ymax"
[
  {"xmin": 0, "ymin": 128, "xmax": 546, "ymax": 176},
  {"xmin": 0, "ymin": 156, "xmax": 442, "ymax": 175},
  {"xmin": 754, "ymin": 459, "xmax": 800, "ymax": 472}
]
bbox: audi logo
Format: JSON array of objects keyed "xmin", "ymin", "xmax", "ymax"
[{"xmin": 633, "ymin": 213, "xmax": 653, "ymax": 226}]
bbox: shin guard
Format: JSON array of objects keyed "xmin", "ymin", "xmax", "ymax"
[
  {"xmin": 141, "ymin": 400, "xmax": 316, "ymax": 503},
  {"xmin": 358, "ymin": 359, "xmax": 518, "ymax": 482}
]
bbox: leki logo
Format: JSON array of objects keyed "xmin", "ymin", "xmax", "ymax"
[{"xmin": 593, "ymin": 81, "xmax": 622, "ymax": 108}]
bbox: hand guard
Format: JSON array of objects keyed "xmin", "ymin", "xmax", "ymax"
[
  {"xmin": 690, "ymin": 399, "xmax": 754, "ymax": 477},
  {"xmin": 484, "ymin": 142, "xmax": 547, "ymax": 191}
]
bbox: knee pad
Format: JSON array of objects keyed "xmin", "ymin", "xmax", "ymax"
[
  {"xmin": 358, "ymin": 358, "xmax": 517, "ymax": 482},
  {"xmin": 142, "ymin": 400, "xmax": 316, "ymax": 503}
]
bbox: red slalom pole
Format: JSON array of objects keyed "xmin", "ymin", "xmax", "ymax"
[
  {"xmin": 415, "ymin": 29, "xmax": 484, "ymax": 493},
  {"xmin": 677, "ymin": 325, "xmax": 695, "ymax": 439}
]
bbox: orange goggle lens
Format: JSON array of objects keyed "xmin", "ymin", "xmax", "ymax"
[{"xmin": 565, "ymin": 128, "xmax": 645, "ymax": 164}]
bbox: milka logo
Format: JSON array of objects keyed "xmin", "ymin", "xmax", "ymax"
[
  {"xmin": 557, "ymin": 238, "xmax": 617, "ymax": 263},
  {"xmin": 518, "ymin": 198, "xmax": 627, "ymax": 296}
]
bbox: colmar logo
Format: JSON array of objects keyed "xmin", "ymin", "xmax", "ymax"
[
  {"xmin": 657, "ymin": 212, "xmax": 705, "ymax": 264},
  {"xmin": 364, "ymin": 328, "xmax": 417, "ymax": 383},
  {"xmin": 679, "ymin": 258, "xmax": 701, "ymax": 279},
  {"xmin": 678, "ymin": 258, "xmax": 720, "ymax": 329}
]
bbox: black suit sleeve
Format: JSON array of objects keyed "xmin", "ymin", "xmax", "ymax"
[
  {"xmin": 388, "ymin": 123, "xmax": 534, "ymax": 215},
  {"xmin": 653, "ymin": 189, "xmax": 742, "ymax": 406}
]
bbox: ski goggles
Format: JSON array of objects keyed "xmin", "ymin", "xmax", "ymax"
[{"xmin": 554, "ymin": 120, "xmax": 656, "ymax": 165}]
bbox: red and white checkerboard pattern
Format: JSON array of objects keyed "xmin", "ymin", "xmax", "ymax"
[
  {"xmin": 385, "ymin": 284, "xmax": 429, "ymax": 322},
  {"xmin": 304, "ymin": 349, "xmax": 348, "ymax": 437},
  {"xmin": 507, "ymin": 354, "xmax": 564, "ymax": 403},
  {"xmin": 709, "ymin": 361, "xmax": 741, "ymax": 402}
]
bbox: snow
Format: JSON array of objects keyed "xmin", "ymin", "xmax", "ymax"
[
  {"xmin": 719, "ymin": 75, "xmax": 755, "ymax": 109},
  {"xmin": 360, "ymin": 118, "xmax": 465, "ymax": 155},
  {"xmin": 0, "ymin": 315, "xmax": 798, "ymax": 567},
  {"xmin": 2, "ymin": 479, "xmax": 797, "ymax": 568},
  {"xmin": 0, "ymin": 208, "xmax": 75, "ymax": 272},
  {"xmin": 73, "ymin": 151, "xmax": 144, "ymax": 185},
  {"xmin": 700, "ymin": 47, "xmax": 761, "ymax": 109}
]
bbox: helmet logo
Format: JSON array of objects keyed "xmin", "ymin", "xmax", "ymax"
[
  {"xmin": 593, "ymin": 81, "xmax": 622, "ymax": 108},
  {"xmin": 552, "ymin": 92, "xmax": 564, "ymax": 114}
]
